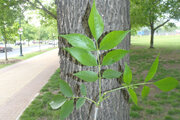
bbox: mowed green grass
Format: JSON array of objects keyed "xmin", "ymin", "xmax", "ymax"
[
  {"xmin": 130, "ymin": 35, "xmax": 180, "ymax": 120},
  {"xmin": 20, "ymin": 35, "xmax": 180, "ymax": 120},
  {"xmin": 20, "ymin": 69, "xmax": 62, "ymax": 120},
  {"xmin": 131, "ymin": 35, "xmax": 180, "ymax": 49},
  {"xmin": 0, "ymin": 64, "xmax": 11, "ymax": 69}
]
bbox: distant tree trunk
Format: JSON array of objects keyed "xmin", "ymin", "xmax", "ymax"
[
  {"xmin": 149, "ymin": 19, "xmax": 170, "ymax": 49},
  {"xmin": 28, "ymin": 40, "xmax": 30, "ymax": 46},
  {"xmin": 56, "ymin": 0, "xmax": 130, "ymax": 120},
  {"xmin": 2, "ymin": 26, "xmax": 8, "ymax": 61},
  {"xmin": 150, "ymin": 26, "xmax": 155, "ymax": 48},
  {"xmin": 4, "ymin": 39, "xmax": 8, "ymax": 61},
  {"xmin": 39, "ymin": 39, "xmax": 41, "ymax": 51}
]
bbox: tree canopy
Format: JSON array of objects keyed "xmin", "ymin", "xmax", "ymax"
[
  {"xmin": 131, "ymin": 0, "xmax": 180, "ymax": 29},
  {"xmin": 130, "ymin": 0, "xmax": 180, "ymax": 48},
  {"xmin": 0, "ymin": 0, "xmax": 22, "ymax": 41}
]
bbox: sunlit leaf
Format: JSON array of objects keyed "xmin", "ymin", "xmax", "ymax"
[
  {"xmin": 65, "ymin": 47, "xmax": 97, "ymax": 66},
  {"xmin": 145, "ymin": 55, "xmax": 159, "ymax": 82},
  {"xmin": 60, "ymin": 34, "xmax": 96, "ymax": 51},
  {"xmin": 102, "ymin": 49, "xmax": 129, "ymax": 65},
  {"xmin": 60, "ymin": 100, "xmax": 74, "ymax": 120},
  {"xmin": 74, "ymin": 71, "xmax": 98, "ymax": 82},
  {"xmin": 102, "ymin": 69, "xmax": 122, "ymax": 79},
  {"xmin": 128, "ymin": 88, "xmax": 138, "ymax": 105},
  {"xmin": 100, "ymin": 31, "xmax": 130, "ymax": 50},
  {"xmin": 59, "ymin": 80, "xmax": 73, "ymax": 97},
  {"xmin": 123, "ymin": 63, "xmax": 132, "ymax": 85},
  {"xmin": 154, "ymin": 77, "xmax": 178, "ymax": 92},
  {"xmin": 141, "ymin": 86, "xmax": 150, "ymax": 99},
  {"xmin": 76, "ymin": 98, "xmax": 86, "ymax": 109},
  {"xmin": 88, "ymin": 0, "xmax": 104, "ymax": 40},
  {"xmin": 49, "ymin": 95, "xmax": 67, "ymax": 110}
]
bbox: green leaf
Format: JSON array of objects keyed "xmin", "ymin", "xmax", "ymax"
[
  {"xmin": 88, "ymin": 0, "xmax": 104, "ymax": 40},
  {"xmin": 80, "ymin": 84, "xmax": 87, "ymax": 96},
  {"xmin": 60, "ymin": 100, "xmax": 74, "ymax": 120},
  {"xmin": 141, "ymin": 86, "xmax": 150, "ymax": 99},
  {"xmin": 102, "ymin": 49, "xmax": 129, "ymax": 65},
  {"xmin": 60, "ymin": 34, "xmax": 96, "ymax": 51},
  {"xmin": 100, "ymin": 31, "xmax": 130, "ymax": 50},
  {"xmin": 59, "ymin": 80, "xmax": 73, "ymax": 97},
  {"xmin": 123, "ymin": 63, "xmax": 132, "ymax": 85},
  {"xmin": 128, "ymin": 89, "xmax": 138, "ymax": 105},
  {"xmin": 154, "ymin": 77, "xmax": 178, "ymax": 92},
  {"xmin": 49, "ymin": 95, "xmax": 67, "ymax": 110},
  {"xmin": 76, "ymin": 98, "xmax": 86, "ymax": 109},
  {"xmin": 74, "ymin": 71, "xmax": 98, "ymax": 82},
  {"xmin": 145, "ymin": 55, "xmax": 159, "ymax": 82},
  {"xmin": 102, "ymin": 69, "xmax": 122, "ymax": 79},
  {"xmin": 65, "ymin": 47, "xmax": 97, "ymax": 66}
]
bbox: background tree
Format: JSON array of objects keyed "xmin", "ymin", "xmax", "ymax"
[
  {"xmin": 0, "ymin": 0, "xmax": 23, "ymax": 60},
  {"xmin": 25, "ymin": 0, "xmax": 57, "ymax": 20},
  {"xmin": 37, "ymin": 25, "xmax": 49, "ymax": 40},
  {"xmin": 131, "ymin": 0, "xmax": 180, "ymax": 48},
  {"xmin": 22, "ymin": 22, "xmax": 37, "ymax": 46},
  {"xmin": 25, "ymin": 0, "xmax": 57, "ymax": 42}
]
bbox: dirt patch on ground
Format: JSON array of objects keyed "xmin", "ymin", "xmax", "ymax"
[
  {"xmin": 163, "ymin": 64, "xmax": 180, "ymax": 70},
  {"xmin": 160, "ymin": 50, "xmax": 180, "ymax": 70},
  {"xmin": 160, "ymin": 50, "xmax": 180, "ymax": 61},
  {"xmin": 0, "ymin": 59, "xmax": 22, "ymax": 64},
  {"xmin": 141, "ymin": 70, "xmax": 148, "ymax": 78}
]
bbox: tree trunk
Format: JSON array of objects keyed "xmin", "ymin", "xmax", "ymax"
[
  {"xmin": 56, "ymin": 0, "xmax": 130, "ymax": 120},
  {"xmin": 28, "ymin": 40, "xmax": 30, "ymax": 46},
  {"xmin": 150, "ymin": 26, "xmax": 155, "ymax": 48},
  {"xmin": 4, "ymin": 40, "xmax": 8, "ymax": 61}
]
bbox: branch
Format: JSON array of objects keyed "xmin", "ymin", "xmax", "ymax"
[
  {"xmin": 26, "ymin": 0, "xmax": 57, "ymax": 19},
  {"xmin": 154, "ymin": 19, "xmax": 170, "ymax": 30}
]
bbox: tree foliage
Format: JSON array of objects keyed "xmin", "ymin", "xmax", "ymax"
[
  {"xmin": 22, "ymin": 22, "xmax": 37, "ymax": 41},
  {"xmin": 25, "ymin": 0, "xmax": 57, "ymax": 20},
  {"xmin": 131, "ymin": 0, "xmax": 179, "ymax": 28},
  {"xmin": 130, "ymin": 0, "xmax": 180, "ymax": 48},
  {"xmin": 0, "ymin": 0, "xmax": 25, "ymax": 60},
  {"xmin": 0, "ymin": 0, "xmax": 23, "ymax": 41}
]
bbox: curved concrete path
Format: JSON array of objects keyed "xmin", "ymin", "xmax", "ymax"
[{"xmin": 0, "ymin": 49, "xmax": 59, "ymax": 120}]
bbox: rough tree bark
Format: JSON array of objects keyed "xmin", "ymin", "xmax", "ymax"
[{"xmin": 56, "ymin": 0, "xmax": 130, "ymax": 120}]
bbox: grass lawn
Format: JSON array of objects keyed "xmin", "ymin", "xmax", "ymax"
[
  {"xmin": 20, "ymin": 35, "xmax": 180, "ymax": 120},
  {"xmin": 0, "ymin": 64, "xmax": 11, "ymax": 69},
  {"xmin": 20, "ymin": 69, "xmax": 62, "ymax": 120},
  {"xmin": 130, "ymin": 35, "xmax": 180, "ymax": 120},
  {"xmin": 131, "ymin": 35, "xmax": 180, "ymax": 49},
  {"xmin": 0, "ymin": 47, "xmax": 57, "ymax": 69}
]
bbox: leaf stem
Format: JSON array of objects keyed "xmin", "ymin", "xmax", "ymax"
[
  {"xmin": 103, "ymin": 82, "xmax": 153, "ymax": 96},
  {"xmin": 73, "ymin": 96, "xmax": 97, "ymax": 105},
  {"xmin": 95, "ymin": 40, "xmax": 102, "ymax": 106},
  {"xmin": 94, "ymin": 106, "xmax": 99, "ymax": 120}
]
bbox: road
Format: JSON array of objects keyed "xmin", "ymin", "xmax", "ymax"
[
  {"xmin": 0, "ymin": 44, "xmax": 55, "ymax": 59},
  {"xmin": 0, "ymin": 49, "xmax": 59, "ymax": 120}
]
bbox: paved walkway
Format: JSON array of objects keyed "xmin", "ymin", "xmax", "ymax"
[{"xmin": 0, "ymin": 49, "xmax": 59, "ymax": 120}]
